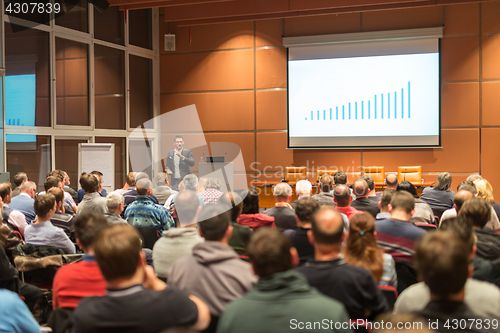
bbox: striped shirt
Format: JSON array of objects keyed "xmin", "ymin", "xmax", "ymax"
[
  {"xmin": 124, "ymin": 196, "xmax": 175, "ymax": 235},
  {"xmin": 375, "ymin": 218, "xmax": 427, "ymax": 262}
]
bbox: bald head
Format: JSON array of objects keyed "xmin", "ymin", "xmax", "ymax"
[
  {"xmin": 453, "ymin": 190, "xmax": 474, "ymax": 212},
  {"xmin": 353, "ymin": 178, "xmax": 369, "ymax": 198},
  {"xmin": 136, "ymin": 178, "xmax": 153, "ymax": 196},
  {"xmin": 386, "ymin": 174, "xmax": 398, "ymax": 189},
  {"xmin": 175, "ymin": 190, "xmax": 201, "ymax": 226},
  {"xmin": 311, "ymin": 207, "xmax": 345, "ymax": 245},
  {"xmin": 333, "ymin": 184, "xmax": 351, "ymax": 207}
]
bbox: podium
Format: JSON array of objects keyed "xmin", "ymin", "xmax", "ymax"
[{"xmin": 198, "ymin": 162, "xmax": 233, "ymax": 192}]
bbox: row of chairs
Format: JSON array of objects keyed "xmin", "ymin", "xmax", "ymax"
[{"xmin": 285, "ymin": 166, "xmax": 423, "ymax": 184}]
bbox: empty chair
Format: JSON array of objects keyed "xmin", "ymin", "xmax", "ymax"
[
  {"xmin": 362, "ymin": 166, "xmax": 385, "ymax": 184},
  {"xmin": 397, "ymin": 166, "xmax": 422, "ymax": 183},
  {"xmin": 284, "ymin": 167, "xmax": 307, "ymax": 182}
]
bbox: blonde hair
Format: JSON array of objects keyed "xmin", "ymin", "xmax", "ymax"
[{"xmin": 474, "ymin": 179, "xmax": 494, "ymax": 203}]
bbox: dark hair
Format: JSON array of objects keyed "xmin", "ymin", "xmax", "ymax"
[
  {"xmin": 333, "ymin": 184, "xmax": 351, "ymax": 207},
  {"xmin": 390, "ymin": 191, "xmax": 415, "ymax": 214},
  {"xmin": 44, "ymin": 176, "xmax": 60, "ymax": 192},
  {"xmin": 247, "ymin": 228, "xmax": 293, "ymax": 278},
  {"xmin": 91, "ymin": 171, "xmax": 103, "ymax": 183},
  {"xmin": 219, "ymin": 191, "xmax": 243, "ymax": 222},
  {"xmin": 197, "ymin": 205, "xmax": 231, "ymax": 241},
  {"xmin": 80, "ymin": 173, "xmax": 99, "ymax": 193},
  {"xmin": 241, "ymin": 188, "xmax": 260, "ymax": 215},
  {"xmin": 175, "ymin": 190, "xmax": 201, "ymax": 225},
  {"xmin": 73, "ymin": 212, "xmax": 109, "ymax": 248},
  {"xmin": 295, "ymin": 197, "xmax": 320, "ymax": 224},
  {"xmin": 453, "ymin": 190, "xmax": 474, "ymax": 211},
  {"xmin": 397, "ymin": 180, "xmax": 418, "ymax": 198},
  {"xmin": 319, "ymin": 174, "xmax": 334, "ymax": 192},
  {"xmin": 434, "ymin": 172, "xmax": 452, "ymax": 192},
  {"xmin": 34, "ymin": 193, "xmax": 56, "ymax": 218},
  {"xmin": 47, "ymin": 187, "xmax": 64, "ymax": 204},
  {"xmin": 0, "ymin": 183, "xmax": 12, "ymax": 201},
  {"xmin": 380, "ymin": 189, "xmax": 396, "ymax": 210},
  {"xmin": 13, "ymin": 172, "xmax": 27, "ymax": 186},
  {"xmin": 333, "ymin": 171, "xmax": 347, "ymax": 185},
  {"xmin": 415, "ymin": 231, "xmax": 469, "ymax": 297},
  {"xmin": 459, "ymin": 197, "xmax": 490, "ymax": 229},
  {"xmin": 47, "ymin": 170, "xmax": 64, "ymax": 182},
  {"xmin": 457, "ymin": 181, "xmax": 477, "ymax": 194},
  {"xmin": 361, "ymin": 175, "xmax": 375, "ymax": 191},
  {"xmin": 385, "ymin": 174, "xmax": 398, "ymax": 187},
  {"xmin": 174, "ymin": 135, "xmax": 183, "ymax": 141},
  {"xmin": 439, "ymin": 216, "xmax": 474, "ymax": 254},
  {"xmin": 352, "ymin": 179, "xmax": 369, "ymax": 197},
  {"xmin": 311, "ymin": 206, "xmax": 344, "ymax": 245}
]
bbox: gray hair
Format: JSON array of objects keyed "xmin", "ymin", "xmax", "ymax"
[
  {"xmin": 295, "ymin": 180, "xmax": 312, "ymax": 195},
  {"xmin": 183, "ymin": 174, "xmax": 198, "ymax": 191},
  {"xmin": 434, "ymin": 172, "xmax": 452, "ymax": 192},
  {"xmin": 136, "ymin": 178, "xmax": 153, "ymax": 191},
  {"xmin": 274, "ymin": 183, "xmax": 292, "ymax": 198},
  {"xmin": 154, "ymin": 172, "xmax": 168, "ymax": 187},
  {"xmin": 106, "ymin": 191, "xmax": 124, "ymax": 210},
  {"xmin": 20, "ymin": 181, "xmax": 36, "ymax": 192},
  {"xmin": 205, "ymin": 178, "xmax": 222, "ymax": 190}
]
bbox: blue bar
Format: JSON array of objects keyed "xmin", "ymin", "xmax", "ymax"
[
  {"xmin": 349, "ymin": 103, "xmax": 351, "ymax": 120},
  {"xmin": 311, "ymin": 111, "xmax": 313, "ymax": 121},
  {"xmin": 374, "ymin": 95, "xmax": 377, "ymax": 119},
  {"xmin": 343, "ymin": 105, "xmax": 345, "ymax": 120},
  {"xmin": 381, "ymin": 94, "xmax": 384, "ymax": 119},
  {"xmin": 395, "ymin": 92, "xmax": 397, "ymax": 119},
  {"xmin": 317, "ymin": 110, "xmax": 320, "ymax": 120},
  {"xmin": 355, "ymin": 102, "xmax": 357, "ymax": 119},
  {"xmin": 330, "ymin": 108, "xmax": 332, "ymax": 120},
  {"xmin": 401, "ymin": 88, "xmax": 404, "ymax": 118},
  {"xmin": 336, "ymin": 107, "xmax": 338, "ymax": 120},
  {"xmin": 388, "ymin": 93, "xmax": 390, "ymax": 119},
  {"xmin": 368, "ymin": 100, "xmax": 370, "ymax": 119},
  {"xmin": 361, "ymin": 101, "xmax": 364, "ymax": 119},
  {"xmin": 408, "ymin": 82, "xmax": 411, "ymax": 118},
  {"xmin": 323, "ymin": 110, "xmax": 325, "ymax": 120}
]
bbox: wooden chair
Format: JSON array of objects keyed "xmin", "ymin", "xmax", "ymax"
[
  {"xmin": 361, "ymin": 166, "xmax": 385, "ymax": 183},
  {"xmin": 316, "ymin": 169, "xmax": 338, "ymax": 183},
  {"xmin": 284, "ymin": 167, "xmax": 307, "ymax": 182},
  {"xmin": 397, "ymin": 166, "xmax": 422, "ymax": 183}
]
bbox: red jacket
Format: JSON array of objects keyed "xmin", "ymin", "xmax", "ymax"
[{"xmin": 237, "ymin": 213, "xmax": 276, "ymax": 231}]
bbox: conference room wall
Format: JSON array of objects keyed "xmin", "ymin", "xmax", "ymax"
[{"xmin": 160, "ymin": 2, "xmax": 500, "ymax": 192}]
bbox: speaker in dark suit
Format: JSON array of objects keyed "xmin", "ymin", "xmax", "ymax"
[{"xmin": 166, "ymin": 135, "xmax": 195, "ymax": 191}]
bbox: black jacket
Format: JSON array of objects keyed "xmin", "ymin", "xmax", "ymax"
[{"xmin": 166, "ymin": 149, "xmax": 195, "ymax": 180}]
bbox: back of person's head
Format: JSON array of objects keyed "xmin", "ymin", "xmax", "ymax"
[
  {"xmin": 466, "ymin": 174, "xmax": 482, "ymax": 183},
  {"xmin": 126, "ymin": 172, "xmax": 136, "ymax": 187},
  {"xmin": 415, "ymin": 231, "xmax": 470, "ymax": 298},
  {"xmin": 219, "ymin": 191, "xmax": 243, "ymax": 222},
  {"xmin": 459, "ymin": 197, "xmax": 490, "ymax": 229},
  {"xmin": 94, "ymin": 224, "xmax": 142, "ymax": 282},
  {"xmin": 273, "ymin": 183, "xmax": 292, "ymax": 198},
  {"xmin": 48, "ymin": 170, "xmax": 65, "ymax": 183},
  {"xmin": 473, "ymin": 179, "xmax": 494, "ymax": 203},
  {"xmin": 311, "ymin": 206, "xmax": 344, "ymax": 245},
  {"xmin": 361, "ymin": 175, "xmax": 375, "ymax": 192},
  {"xmin": 380, "ymin": 189, "xmax": 396, "ymax": 211},
  {"xmin": 80, "ymin": 173, "xmax": 99, "ymax": 193},
  {"xmin": 175, "ymin": 190, "xmax": 201, "ymax": 226},
  {"xmin": 91, "ymin": 171, "xmax": 103, "ymax": 184},
  {"xmin": 197, "ymin": 178, "xmax": 207, "ymax": 192},
  {"xmin": 397, "ymin": 180, "xmax": 418, "ymax": 198},
  {"xmin": 73, "ymin": 212, "xmax": 109, "ymax": 249},
  {"xmin": 247, "ymin": 228, "xmax": 293, "ymax": 278},
  {"xmin": 106, "ymin": 191, "xmax": 124, "ymax": 211},
  {"xmin": 453, "ymin": 190, "xmax": 473, "ymax": 211},
  {"xmin": 197, "ymin": 204, "xmax": 231, "ymax": 241},
  {"xmin": 385, "ymin": 173, "xmax": 398, "ymax": 187},
  {"xmin": 136, "ymin": 178, "xmax": 153, "ymax": 196},
  {"xmin": 154, "ymin": 172, "xmax": 168, "ymax": 187},
  {"xmin": 183, "ymin": 174, "xmax": 198, "ymax": 191},
  {"xmin": 34, "ymin": 193, "xmax": 56, "ymax": 218},
  {"xmin": 434, "ymin": 172, "xmax": 453, "ymax": 191},
  {"xmin": 319, "ymin": 173, "xmax": 334, "ymax": 192},
  {"xmin": 44, "ymin": 176, "xmax": 60, "ymax": 192},
  {"xmin": 20, "ymin": 181, "xmax": 36, "ymax": 193},
  {"xmin": 295, "ymin": 197, "xmax": 320, "ymax": 224},
  {"xmin": 295, "ymin": 180, "xmax": 312, "ymax": 196},
  {"xmin": 333, "ymin": 184, "xmax": 351, "ymax": 207},
  {"xmin": 333, "ymin": 171, "xmax": 347, "ymax": 185},
  {"xmin": 352, "ymin": 178, "xmax": 369, "ymax": 197},
  {"xmin": 0, "ymin": 183, "xmax": 12, "ymax": 201},
  {"xmin": 14, "ymin": 172, "xmax": 27, "ymax": 187},
  {"xmin": 205, "ymin": 178, "xmax": 222, "ymax": 190},
  {"xmin": 134, "ymin": 172, "xmax": 149, "ymax": 183},
  {"xmin": 47, "ymin": 187, "xmax": 64, "ymax": 205},
  {"xmin": 439, "ymin": 216, "xmax": 475, "ymax": 255},
  {"xmin": 241, "ymin": 188, "xmax": 259, "ymax": 214},
  {"xmin": 390, "ymin": 191, "xmax": 415, "ymax": 214}
]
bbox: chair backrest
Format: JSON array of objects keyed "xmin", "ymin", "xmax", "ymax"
[
  {"xmin": 284, "ymin": 167, "xmax": 307, "ymax": 182},
  {"xmin": 414, "ymin": 222, "xmax": 437, "ymax": 232},
  {"xmin": 317, "ymin": 169, "xmax": 338, "ymax": 182},
  {"xmin": 378, "ymin": 285, "xmax": 398, "ymax": 310},
  {"xmin": 135, "ymin": 227, "xmax": 160, "ymax": 250},
  {"xmin": 362, "ymin": 166, "xmax": 385, "ymax": 183},
  {"xmin": 394, "ymin": 260, "xmax": 418, "ymax": 294},
  {"xmin": 397, "ymin": 166, "xmax": 422, "ymax": 183}
]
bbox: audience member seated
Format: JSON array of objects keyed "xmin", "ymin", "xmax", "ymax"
[
  {"xmin": 62, "ymin": 171, "xmax": 79, "ymax": 204},
  {"xmin": 116, "ymin": 172, "xmax": 136, "ymax": 195},
  {"xmin": 152, "ymin": 172, "xmax": 175, "ymax": 205},
  {"xmin": 343, "ymin": 213, "xmax": 397, "ymax": 288},
  {"xmin": 332, "ymin": 171, "xmax": 356, "ymax": 200},
  {"xmin": 77, "ymin": 170, "xmax": 107, "ymax": 203},
  {"xmin": 440, "ymin": 217, "xmax": 500, "ymax": 287},
  {"xmin": 362, "ymin": 175, "xmax": 381, "ymax": 203},
  {"xmin": 200, "ymin": 178, "xmax": 224, "ymax": 205},
  {"xmin": 48, "ymin": 187, "xmax": 75, "ymax": 238},
  {"xmin": 473, "ymin": 178, "xmax": 500, "ymax": 234},
  {"xmin": 385, "ymin": 173, "xmax": 399, "ymax": 190},
  {"xmin": 104, "ymin": 191, "xmax": 128, "ymax": 224},
  {"xmin": 0, "ymin": 183, "xmax": 28, "ymax": 236},
  {"xmin": 0, "ymin": 289, "xmax": 41, "ymax": 332},
  {"xmin": 236, "ymin": 189, "xmax": 275, "ymax": 231},
  {"xmin": 11, "ymin": 172, "xmax": 28, "ymax": 198},
  {"xmin": 414, "ymin": 231, "xmax": 496, "ymax": 332},
  {"xmin": 124, "ymin": 178, "xmax": 175, "ymax": 235},
  {"xmin": 420, "ymin": 172, "xmax": 455, "ymax": 212},
  {"xmin": 76, "ymin": 173, "xmax": 107, "ymax": 215},
  {"xmin": 197, "ymin": 177, "xmax": 207, "ymax": 193},
  {"xmin": 73, "ymin": 224, "xmax": 210, "ymax": 333},
  {"xmin": 152, "ymin": 190, "xmax": 204, "ymax": 280},
  {"xmin": 216, "ymin": 228, "xmax": 351, "ymax": 333},
  {"xmin": 290, "ymin": 179, "xmax": 312, "ymax": 209},
  {"xmin": 376, "ymin": 189, "xmax": 396, "ymax": 220},
  {"xmin": 47, "ymin": 170, "xmax": 77, "ymax": 214},
  {"xmin": 312, "ymin": 173, "xmax": 336, "ymax": 206},
  {"xmin": 284, "ymin": 197, "xmax": 319, "ymax": 265},
  {"xmin": 24, "ymin": 194, "xmax": 76, "ymax": 254},
  {"xmin": 219, "ymin": 192, "xmax": 253, "ymax": 256},
  {"xmin": 41, "ymin": 175, "xmax": 73, "ymax": 215},
  {"xmin": 52, "ymin": 212, "xmax": 108, "ymax": 309},
  {"xmin": 397, "ymin": 181, "xmax": 434, "ymax": 224},
  {"xmin": 123, "ymin": 172, "xmax": 155, "ymax": 208},
  {"xmin": 9, "ymin": 181, "xmax": 37, "ymax": 223},
  {"xmin": 168, "ymin": 205, "xmax": 257, "ymax": 319},
  {"xmin": 164, "ymin": 174, "xmax": 204, "ymax": 211},
  {"xmin": 263, "ymin": 183, "xmax": 297, "ymax": 230},
  {"xmin": 296, "ymin": 206, "xmax": 388, "ymax": 320},
  {"xmin": 334, "ymin": 184, "xmax": 363, "ymax": 220},
  {"xmin": 351, "ymin": 178, "xmax": 380, "ymax": 218},
  {"xmin": 375, "ymin": 191, "xmax": 426, "ymax": 262},
  {"xmin": 459, "ymin": 198, "xmax": 500, "ymax": 264}
]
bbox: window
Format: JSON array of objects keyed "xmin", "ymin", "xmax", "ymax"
[
  {"xmin": 94, "ymin": 6, "xmax": 124, "ymax": 45},
  {"xmin": 130, "ymin": 55, "xmax": 153, "ymax": 128},
  {"xmin": 129, "ymin": 138, "xmax": 153, "ymax": 179},
  {"xmin": 129, "ymin": 9, "xmax": 153, "ymax": 50},
  {"xmin": 55, "ymin": 138, "xmax": 88, "ymax": 191},
  {"xmin": 95, "ymin": 137, "xmax": 126, "ymax": 190},
  {"xmin": 55, "ymin": 0, "xmax": 89, "ymax": 32}
]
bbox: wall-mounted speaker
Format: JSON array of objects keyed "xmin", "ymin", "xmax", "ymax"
[{"xmin": 164, "ymin": 34, "xmax": 176, "ymax": 52}]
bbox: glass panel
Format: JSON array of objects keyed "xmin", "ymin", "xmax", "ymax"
[
  {"xmin": 55, "ymin": 0, "xmax": 89, "ymax": 32},
  {"xmin": 4, "ymin": 0, "xmax": 50, "ymax": 25},
  {"xmin": 129, "ymin": 138, "xmax": 153, "ymax": 179},
  {"xmin": 6, "ymin": 135, "xmax": 51, "ymax": 190},
  {"xmin": 129, "ymin": 55, "xmax": 153, "ymax": 128},
  {"xmin": 55, "ymin": 139, "xmax": 88, "ymax": 191},
  {"xmin": 56, "ymin": 38, "xmax": 89, "ymax": 126},
  {"xmin": 95, "ymin": 137, "xmax": 126, "ymax": 190},
  {"xmin": 94, "ymin": 6, "xmax": 124, "ymax": 45},
  {"xmin": 5, "ymin": 23, "xmax": 50, "ymax": 127},
  {"xmin": 129, "ymin": 9, "xmax": 152, "ymax": 50},
  {"xmin": 95, "ymin": 45, "xmax": 125, "ymax": 129}
]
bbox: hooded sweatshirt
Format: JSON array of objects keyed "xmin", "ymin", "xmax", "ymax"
[
  {"xmin": 152, "ymin": 228, "xmax": 203, "ymax": 279},
  {"xmin": 168, "ymin": 241, "xmax": 257, "ymax": 316}
]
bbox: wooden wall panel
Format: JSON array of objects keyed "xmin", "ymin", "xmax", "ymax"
[
  {"xmin": 481, "ymin": 128, "xmax": 500, "ymax": 193},
  {"xmin": 443, "ymin": 3, "xmax": 480, "ymax": 36},
  {"xmin": 256, "ymin": 90, "xmax": 287, "ymax": 130},
  {"xmin": 482, "ymin": 34, "xmax": 500, "ymax": 80},
  {"xmin": 441, "ymin": 83, "xmax": 479, "ymax": 127},
  {"xmin": 441, "ymin": 36, "xmax": 480, "ymax": 82},
  {"xmin": 284, "ymin": 13, "xmax": 361, "ymax": 36},
  {"xmin": 481, "ymin": 1, "xmax": 500, "ymax": 33},
  {"xmin": 361, "ymin": 7, "xmax": 443, "ymax": 31},
  {"xmin": 256, "ymin": 132, "xmax": 293, "ymax": 171},
  {"xmin": 256, "ymin": 48, "xmax": 287, "ymax": 89},
  {"xmin": 481, "ymin": 82, "xmax": 500, "ymax": 127},
  {"xmin": 256, "ymin": 19, "xmax": 283, "ymax": 47}
]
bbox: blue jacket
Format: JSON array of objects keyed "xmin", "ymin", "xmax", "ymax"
[
  {"xmin": 9, "ymin": 193, "xmax": 35, "ymax": 223},
  {"xmin": 124, "ymin": 196, "xmax": 175, "ymax": 235}
]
